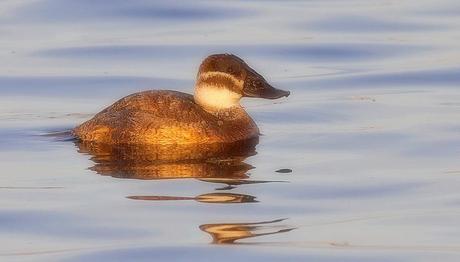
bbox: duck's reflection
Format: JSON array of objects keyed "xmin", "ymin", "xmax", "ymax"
[
  {"xmin": 198, "ymin": 178, "xmax": 285, "ymax": 190},
  {"xmin": 127, "ymin": 192, "xmax": 258, "ymax": 204},
  {"xmin": 74, "ymin": 138, "xmax": 294, "ymax": 243},
  {"xmin": 75, "ymin": 138, "xmax": 258, "ymax": 180},
  {"xmin": 199, "ymin": 218, "xmax": 295, "ymax": 244}
]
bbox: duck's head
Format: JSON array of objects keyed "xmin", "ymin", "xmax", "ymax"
[{"xmin": 194, "ymin": 54, "xmax": 290, "ymax": 111}]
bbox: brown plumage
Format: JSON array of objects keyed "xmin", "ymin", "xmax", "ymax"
[{"xmin": 73, "ymin": 54, "xmax": 289, "ymax": 145}]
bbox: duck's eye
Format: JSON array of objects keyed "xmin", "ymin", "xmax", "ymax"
[
  {"xmin": 247, "ymin": 79, "xmax": 262, "ymax": 91},
  {"xmin": 227, "ymin": 67, "xmax": 235, "ymax": 74}
]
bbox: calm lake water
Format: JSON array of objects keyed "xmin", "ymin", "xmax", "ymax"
[{"xmin": 1, "ymin": 0, "xmax": 460, "ymax": 261}]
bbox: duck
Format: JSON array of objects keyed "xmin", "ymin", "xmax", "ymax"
[{"xmin": 72, "ymin": 54, "xmax": 289, "ymax": 145}]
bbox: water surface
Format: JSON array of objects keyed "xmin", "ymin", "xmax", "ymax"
[{"xmin": 1, "ymin": 0, "xmax": 460, "ymax": 261}]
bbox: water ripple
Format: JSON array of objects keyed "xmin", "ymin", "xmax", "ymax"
[
  {"xmin": 5, "ymin": 0, "xmax": 251, "ymax": 23},
  {"xmin": 307, "ymin": 15, "xmax": 442, "ymax": 33},
  {"xmin": 36, "ymin": 43, "xmax": 429, "ymax": 62}
]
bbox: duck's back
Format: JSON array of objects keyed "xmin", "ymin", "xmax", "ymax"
[{"xmin": 73, "ymin": 90, "xmax": 258, "ymax": 145}]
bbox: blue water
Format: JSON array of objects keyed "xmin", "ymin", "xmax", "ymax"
[{"xmin": 1, "ymin": 0, "xmax": 460, "ymax": 261}]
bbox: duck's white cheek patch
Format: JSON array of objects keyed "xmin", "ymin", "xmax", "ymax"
[{"xmin": 195, "ymin": 85, "xmax": 242, "ymax": 109}]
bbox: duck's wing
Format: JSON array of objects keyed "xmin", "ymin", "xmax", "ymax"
[
  {"xmin": 95, "ymin": 90, "xmax": 195, "ymax": 116},
  {"xmin": 73, "ymin": 90, "xmax": 217, "ymax": 144}
]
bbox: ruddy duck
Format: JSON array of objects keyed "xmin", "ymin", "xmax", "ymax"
[{"xmin": 73, "ymin": 54, "xmax": 289, "ymax": 145}]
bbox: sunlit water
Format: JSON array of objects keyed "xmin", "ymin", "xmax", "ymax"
[{"xmin": 1, "ymin": 0, "xmax": 460, "ymax": 261}]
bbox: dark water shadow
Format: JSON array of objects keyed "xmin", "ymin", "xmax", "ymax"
[
  {"xmin": 37, "ymin": 43, "xmax": 428, "ymax": 63},
  {"xmin": 5, "ymin": 0, "xmax": 251, "ymax": 24},
  {"xmin": 416, "ymin": 4, "xmax": 460, "ymax": 17},
  {"xmin": 0, "ymin": 209, "xmax": 148, "ymax": 239},
  {"xmin": 40, "ymin": 130, "xmax": 75, "ymax": 141},
  {"xmin": 0, "ymin": 76, "xmax": 190, "ymax": 98},
  {"xmin": 286, "ymin": 67, "xmax": 460, "ymax": 89},
  {"xmin": 307, "ymin": 15, "xmax": 442, "ymax": 33},
  {"xmin": 199, "ymin": 218, "xmax": 295, "ymax": 244},
  {"xmin": 61, "ymin": 246, "xmax": 400, "ymax": 262}
]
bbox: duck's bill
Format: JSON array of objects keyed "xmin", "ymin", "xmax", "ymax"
[{"xmin": 244, "ymin": 85, "xmax": 290, "ymax": 99}]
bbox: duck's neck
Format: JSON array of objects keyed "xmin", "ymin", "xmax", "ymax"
[
  {"xmin": 194, "ymin": 72, "xmax": 243, "ymax": 114},
  {"xmin": 194, "ymin": 85, "xmax": 242, "ymax": 113}
]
